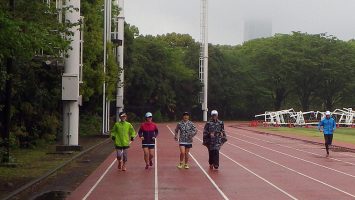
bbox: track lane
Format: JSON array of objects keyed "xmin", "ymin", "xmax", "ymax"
[
  {"xmin": 214, "ymin": 124, "xmax": 355, "ymax": 199},
  {"xmin": 67, "ymin": 134, "xmax": 155, "ymax": 200},
  {"xmin": 188, "ymin": 126, "xmax": 298, "ymax": 200}
]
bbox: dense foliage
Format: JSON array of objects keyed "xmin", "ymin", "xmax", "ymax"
[{"xmin": 1, "ymin": 1, "xmax": 355, "ymax": 156}]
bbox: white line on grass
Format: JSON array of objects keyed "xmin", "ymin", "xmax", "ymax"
[{"xmin": 167, "ymin": 125, "xmax": 230, "ymax": 200}]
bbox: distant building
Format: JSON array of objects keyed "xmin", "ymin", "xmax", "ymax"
[{"xmin": 243, "ymin": 19, "xmax": 272, "ymax": 42}]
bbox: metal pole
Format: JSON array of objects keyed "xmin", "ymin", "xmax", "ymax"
[
  {"xmin": 200, "ymin": 0, "xmax": 208, "ymax": 121},
  {"xmin": 116, "ymin": 0, "xmax": 124, "ymax": 121},
  {"xmin": 102, "ymin": 0, "xmax": 107, "ymax": 134},
  {"xmin": 63, "ymin": 0, "xmax": 80, "ymax": 145}
]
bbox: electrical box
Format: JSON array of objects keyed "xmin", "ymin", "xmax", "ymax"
[{"xmin": 62, "ymin": 74, "xmax": 79, "ymax": 101}]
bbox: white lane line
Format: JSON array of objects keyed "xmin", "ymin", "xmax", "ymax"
[
  {"xmin": 225, "ymin": 132, "xmax": 355, "ymax": 178},
  {"xmin": 82, "ymin": 158, "xmax": 116, "ymax": 200},
  {"xmin": 166, "ymin": 125, "xmax": 229, "ymax": 200},
  {"xmin": 192, "ymin": 130, "xmax": 297, "ymax": 200},
  {"xmin": 225, "ymin": 127, "xmax": 355, "ymax": 166},
  {"xmin": 155, "ymin": 138, "xmax": 159, "ymax": 200},
  {"xmin": 223, "ymin": 138, "xmax": 355, "ymax": 198},
  {"xmin": 339, "ymin": 152, "xmax": 355, "ymax": 158},
  {"xmin": 219, "ymin": 151, "xmax": 298, "ymax": 200},
  {"xmin": 82, "ymin": 137, "xmax": 138, "ymax": 200}
]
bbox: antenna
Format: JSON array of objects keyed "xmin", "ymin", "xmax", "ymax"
[{"xmin": 199, "ymin": 0, "xmax": 208, "ymax": 121}]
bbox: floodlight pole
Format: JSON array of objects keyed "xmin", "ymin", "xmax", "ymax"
[
  {"xmin": 62, "ymin": 0, "xmax": 81, "ymax": 147},
  {"xmin": 115, "ymin": 0, "xmax": 125, "ymax": 121},
  {"xmin": 199, "ymin": 0, "xmax": 208, "ymax": 121}
]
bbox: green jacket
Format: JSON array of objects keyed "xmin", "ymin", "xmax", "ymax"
[{"xmin": 111, "ymin": 121, "xmax": 136, "ymax": 147}]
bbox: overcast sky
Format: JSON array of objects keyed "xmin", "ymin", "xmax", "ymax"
[{"xmin": 124, "ymin": 0, "xmax": 355, "ymax": 45}]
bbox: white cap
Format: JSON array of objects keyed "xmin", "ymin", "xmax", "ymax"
[
  {"xmin": 145, "ymin": 112, "xmax": 153, "ymax": 118},
  {"xmin": 325, "ymin": 111, "xmax": 331, "ymax": 115},
  {"xmin": 211, "ymin": 110, "xmax": 218, "ymax": 116}
]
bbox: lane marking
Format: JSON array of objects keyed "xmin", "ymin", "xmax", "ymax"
[
  {"xmin": 221, "ymin": 137, "xmax": 355, "ymax": 198},
  {"xmin": 155, "ymin": 138, "xmax": 159, "ymax": 200},
  {"xmin": 82, "ymin": 136, "xmax": 137, "ymax": 200},
  {"xmin": 82, "ymin": 158, "xmax": 116, "ymax": 200},
  {"xmin": 167, "ymin": 125, "xmax": 229, "ymax": 200},
  {"xmin": 192, "ymin": 129, "xmax": 297, "ymax": 200},
  {"xmin": 219, "ymin": 151, "xmax": 298, "ymax": 200},
  {"xmin": 225, "ymin": 127, "xmax": 355, "ymax": 166}
]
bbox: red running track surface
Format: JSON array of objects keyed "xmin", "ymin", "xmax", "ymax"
[{"xmin": 67, "ymin": 122, "xmax": 355, "ymax": 200}]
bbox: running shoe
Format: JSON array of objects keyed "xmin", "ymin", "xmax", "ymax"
[
  {"xmin": 145, "ymin": 164, "xmax": 149, "ymax": 169},
  {"xmin": 184, "ymin": 164, "xmax": 189, "ymax": 169},
  {"xmin": 209, "ymin": 165, "xmax": 213, "ymax": 170},
  {"xmin": 177, "ymin": 163, "xmax": 184, "ymax": 169},
  {"xmin": 149, "ymin": 160, "xmax": 153, "ymax": 166},
  {"xmin": 122, "ymin": 165, "xmax": 127, "ymax": 171}
]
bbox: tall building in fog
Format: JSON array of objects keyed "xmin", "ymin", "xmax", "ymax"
[{"xmin": 243, "ymin": 19, "xmax": 272, "ymax": 42}]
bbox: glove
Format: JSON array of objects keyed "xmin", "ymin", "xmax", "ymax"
[
  {"xmin": 111, "ymin": 136, "xmax": 115, "ymax": 141},
  {"xmin": 131, "ymin": 137, "xmax": 134, "ymax": 141}
]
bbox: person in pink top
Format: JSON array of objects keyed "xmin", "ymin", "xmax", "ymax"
[{"xmin": 138, "ymin": 112, "xmax": 159, "ymax": 169}]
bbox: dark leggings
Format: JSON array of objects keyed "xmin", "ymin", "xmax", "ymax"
[
  {"xmin": 208, "ymin": 149, "xmax": 219, "ymax": 167},
  {"xmin": 324, "ymin": 134, "xmax": 333, "ymax": 153}
]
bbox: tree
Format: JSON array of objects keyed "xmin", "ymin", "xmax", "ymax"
[{"xmin": 0, "ymin": 0, "xmax": 72, "ymax": 162}]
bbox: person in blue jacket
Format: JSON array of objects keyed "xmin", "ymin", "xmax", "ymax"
[{"xmin": 318, "ymin": 111, "xmax": 336, "ymax": 156}]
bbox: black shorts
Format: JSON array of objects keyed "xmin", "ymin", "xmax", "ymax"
[
  {"xmin": 324, "ymin": 134, "xmax": 333, "ymax": 145},
  {"xmin": 142, "ymin": 144, "xmax": 155, "ymax": 149},
  {"xmin": 179, "ymin": 144, "xmax": 192, "ymax": 148}
]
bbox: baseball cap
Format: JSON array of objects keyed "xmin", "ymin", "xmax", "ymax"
[
  {"xmin": 145, "ymin": 112, "xmax": 153, "ymax": 118},
  {"xmin": 211, "ymin": 110, "xmax": 218, "ymax": 116},
  {"xmin": 182, "ymin": 112, "xmax": 190, "ymax": 116},
  {"xmin": 325, "ymin": 111, "xmax": 331, "ymax": 115},
  {"xmin": 119, "ymin": 112, "xmax": 127, "ymax": 117}
]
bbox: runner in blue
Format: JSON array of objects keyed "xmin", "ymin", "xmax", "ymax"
[{"xmin": 318, "ymin": 111, "xmax": 336, "ymax": 157}]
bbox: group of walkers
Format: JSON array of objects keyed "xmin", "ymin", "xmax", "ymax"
[
  {"xmin": 110, "ymin": 110, "xmax": 227, "ymax": 171},
  {"xmin": 110, "ymin": 109, "xmax": 336, "ymax": 171}
]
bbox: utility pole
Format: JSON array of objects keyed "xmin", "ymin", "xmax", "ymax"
[
  {"xmin": 60, "ymin": 0, "xmax": 81, "ymax": 150},
  {"xmin": 102, "ymin": 0, "xmax": 112, "ymax": 134},
  {"xmin": 199, "ymin": 0, "xmax": 208, "ymax": 121},
  {"xmin": 115, "ymin": 0, "xmax": 124, "ymax": 121}
]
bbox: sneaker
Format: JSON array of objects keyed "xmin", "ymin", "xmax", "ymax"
[
  {"xmin": 213, "ymin": 165, "xmax": 219, "ymax": 170},
  {"xmin": 184, "ymin": 164, "xmax": 189, "ymax": 169},
  {"xmin": 122, "ymin": 165, "xmax": 127, "ymax": 171},
  {"xmin": 177, "ymin": 162, "xmax": 184, "ymax": 169},
  {"xmin": 209, "ymin": 165, "xmax": 214, "ymax": 170},
  {"xmin": 149, "ymin": 160, "xmax": 153, "ymax": 166},
  {"xmin": 117, "ymin": 160, "xmax": 123, "ymax": 170},
  {"xmin": 145, "ymin": 164, "xmax": 149, "ymax": 169}
]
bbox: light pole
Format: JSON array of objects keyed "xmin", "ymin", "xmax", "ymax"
[
  {"xmin": 199, "ymin": 0, "xmax": 208, "ymax": 121},
  {"xmin": 115, "ymin": 0, "xmax": 125, "ymax": 121},
  {"xmin": 60, "ymin": 0, "xmax": 81, "ymax": 150}
]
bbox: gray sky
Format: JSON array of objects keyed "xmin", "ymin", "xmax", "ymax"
[{"xmin": 125, "ymin": 0, "xmax": 355, "ymax": 45}]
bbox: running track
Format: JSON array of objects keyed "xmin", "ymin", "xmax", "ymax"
[{"xmin": 67, "ymin": 123, "xmax": 355, "ymax": 200}]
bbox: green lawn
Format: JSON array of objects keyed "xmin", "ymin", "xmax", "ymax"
[
  {"xmin": 259, "ymin": 127, "xmax": 355, "ymax": 145},
  {"xmin": 0, "ymin": 147, "xmax": 72, "ymax": 182}
]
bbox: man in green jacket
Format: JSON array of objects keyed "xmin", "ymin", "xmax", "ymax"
[{"xmin": 111, "ymin": 112, "xmax": 137, "ymax": 171}]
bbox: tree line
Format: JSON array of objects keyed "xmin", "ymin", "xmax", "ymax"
[{"xmin": 1, "ymin": 0, "xmax": 355, "ymax": 152}]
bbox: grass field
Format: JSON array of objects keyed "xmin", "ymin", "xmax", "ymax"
[
  {"xmin": 259, "ymin": 127, "xmax": 355, "ymax": 145},
  {"xmin": 0, "ymin": 146, "xmax": 72, "ymax": 182}
]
